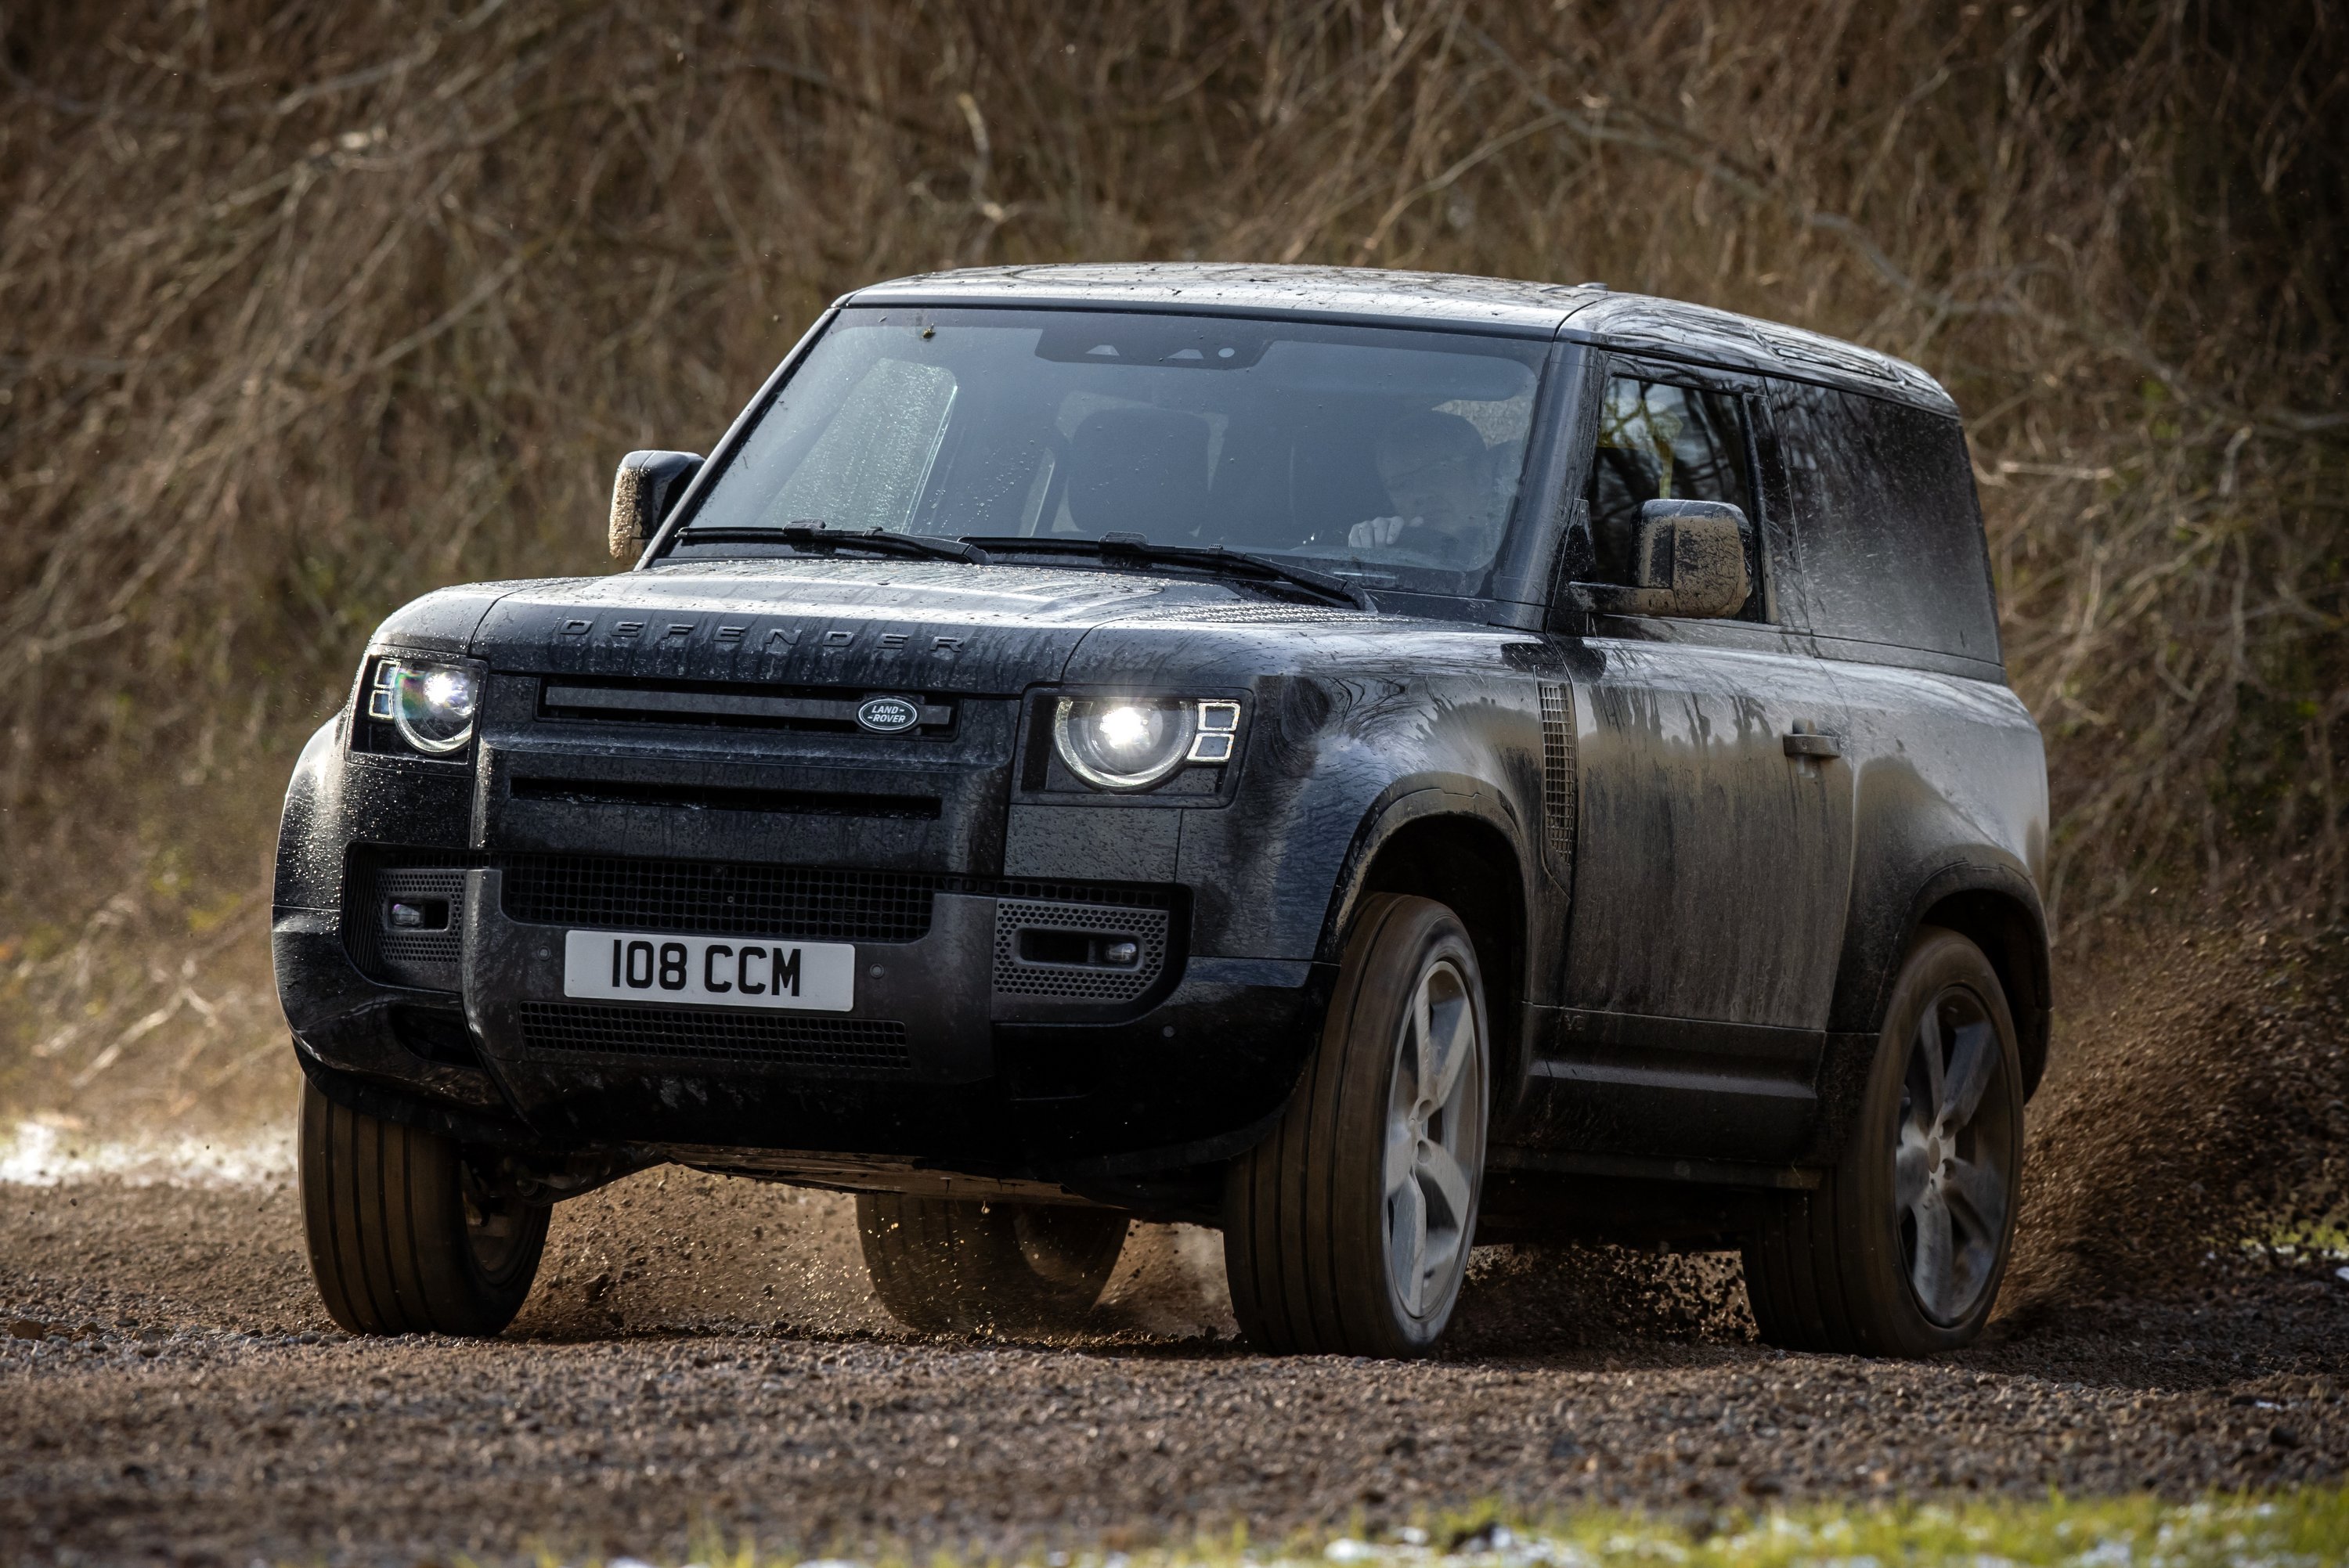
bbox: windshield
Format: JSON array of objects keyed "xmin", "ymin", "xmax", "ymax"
[{"xmin": 675, "ymin": 308, "xmax": 1551, "ymax": 593}]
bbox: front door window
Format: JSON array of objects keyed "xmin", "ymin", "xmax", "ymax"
[{"xmin": 1580, "ymin": 374, "xmax": 1764, "ymax": 619}]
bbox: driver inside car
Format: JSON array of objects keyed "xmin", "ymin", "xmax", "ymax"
[{"xmin": 1347, "ymin": 409, "xmax": 1499, "ymax": 565}]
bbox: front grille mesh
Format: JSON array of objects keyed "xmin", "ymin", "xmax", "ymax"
[
  {"xmin": 500, "ymin": 856, "xmax": 936, "ymax": 942},
  {"xmin": 492, "ymin": 854, "xmax": 1174, "ymax": 943},
  {"xmin": 514, "ymin": 1001, "xmax": 910, "ymax": 1074}
]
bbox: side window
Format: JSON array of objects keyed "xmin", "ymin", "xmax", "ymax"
[
  {"xmin": 1773, "ymin": 382, "xmax": 2002, "ymax": 663},
  {"xmin": 1582, "ymin": 373, "xmax": 1763, "ymax": 615}
]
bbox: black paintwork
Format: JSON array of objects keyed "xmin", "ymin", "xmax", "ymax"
[{"xmin": 274, "ymin": 265, "xmax": 2049, "ymax": 1234}]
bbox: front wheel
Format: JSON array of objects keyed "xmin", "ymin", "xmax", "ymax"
[
  {"xmin": 297, "ymin": 1079, "xmax": 547, "ymax": 1336},
  {"xmin": 1743, "ymin": 926, "xmax": 2025, "ymax": 1356},
  {"xmin": 1223, "ymin": 893, "xmax": 1489, "ymax": 1357}
]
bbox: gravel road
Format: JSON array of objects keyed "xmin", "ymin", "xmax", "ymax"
[{"xmin": 2, "ymin": 1167, "xmax": 2344, "ymax": 1566}]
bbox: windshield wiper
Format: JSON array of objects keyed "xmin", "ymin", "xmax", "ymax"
[
  {"xmin": 960, "ymin": 535, "xmax": 1373, "ymax": 611},
  {"xmin": 679, "ymin": 523, "xmax": 990, "ymax": 565}
]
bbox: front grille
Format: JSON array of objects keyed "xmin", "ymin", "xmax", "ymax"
[
  {"xmin": 536, "ymin": 678, "xmax": 954, "ymax": 736},
  {"xmin": 514, "ymin": 1000, "xmax": 910, "ymax": 1075},
  {"xmin": 508, "ymin": 776, "xmax": 941, "ymax": 819},
  {"xmin": 494, "ymin": 855, "xmax": 1176, "ymax": 943},
  {"xmin": 500, "ymin": 856, "xmax": 938, "ymax": 943}
]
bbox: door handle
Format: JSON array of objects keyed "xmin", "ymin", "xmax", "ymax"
[{"xmin": 1783, "ymin": 730, "xmax": 1842, "ymax": 760}]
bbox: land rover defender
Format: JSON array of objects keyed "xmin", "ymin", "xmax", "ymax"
[{"xmin": 276, "ymin": 265, "xmax": 2049, "ymax": 1357}]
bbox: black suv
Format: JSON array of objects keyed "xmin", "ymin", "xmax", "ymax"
[{"xmin": 276, "ymin": 265, "xmax": 2049, "ymax": 1358}]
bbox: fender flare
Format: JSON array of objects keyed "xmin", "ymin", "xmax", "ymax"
[
  {"xmin": 1315, "ymin": 777, "xmax": 1533, "ymax": 964},
  {"xmin": 1312, "ymin": 777, "xmax": 1539, "ymax": 1105},
  {"xmin": 1813, "ymin": 857, "xmax": 2054, "ymax": 1163},
  {"xmin": 1899, "ymin": 858, "xmax": 2053, "ymax": 1095}
]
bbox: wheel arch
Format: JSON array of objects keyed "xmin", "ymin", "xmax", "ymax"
[
  {"xmin": 1320, "ymin": 788, "xmax": 1534, "ymax": 1105},
  {"xmin": 1913, "ymin": 874, "xmax": 2054, "ymax": 1099},
  {"xmin": 1830, "ymin": 860, "xmax": 2053, "ymax": 1101}
]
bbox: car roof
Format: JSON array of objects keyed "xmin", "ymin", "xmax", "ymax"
[{"xmin": 843, "ymin": 263, "xmax": 1958, "ymax": 416}]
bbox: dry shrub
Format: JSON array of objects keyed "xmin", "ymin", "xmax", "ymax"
[{"xmin": 0, "ymin": 1, "xmax": 2343, "ymax": 1183}]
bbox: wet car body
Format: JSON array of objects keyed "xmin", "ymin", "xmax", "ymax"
[{"xmin": 274, "ymin": 264, "xmax": 2050, "ymax": 1240}]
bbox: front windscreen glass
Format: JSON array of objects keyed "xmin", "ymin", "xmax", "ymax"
[{"xmin": 676, "ymin": 308, "xmax": 1551, "ymax": 593}]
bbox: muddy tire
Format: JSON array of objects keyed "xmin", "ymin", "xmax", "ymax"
[
  {"xmin": 297, "ymin": 1079, "xmax": 547, "ymax": 1336},
  {"xmin": 856, "ymin": 1194, "xmax": 1128, "ymax": 1334},
  {"xmin": 1744, "ymin": 926, "xmax": 2024, "ymax": 1356},
  {"xmin": 1222, "ymin": 893, "xmax": 1489, "ymax": 1357}
]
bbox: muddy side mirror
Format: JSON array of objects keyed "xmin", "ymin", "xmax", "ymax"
[
  {"xmin": 608, "ymin": 450, "xmax": 703, "ymax": 561},
  {"xmin": 1584, "ymin": 499, "xmax": 1751, "ymax": 618}
]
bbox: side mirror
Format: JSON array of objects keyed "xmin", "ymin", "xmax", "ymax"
[
  {"xmin": 1585, "ymin": 499, "xmax": 1751, "ymax": 618},
  {"xmin": 608, "ymin": 449, "xmax": 703, "ymax": 560}
]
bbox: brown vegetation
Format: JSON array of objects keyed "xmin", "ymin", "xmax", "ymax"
[{"xmin": 0, "ymin": 0, "xmax": 2343, "ymax": 1256}]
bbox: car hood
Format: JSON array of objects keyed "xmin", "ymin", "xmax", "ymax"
[{"xmin": 441, "ymin": 557, "xmax": 1355, "ymax": 693}]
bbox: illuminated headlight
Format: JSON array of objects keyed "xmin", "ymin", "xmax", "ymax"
[
  {"xmin": 366, "ymin": 658, "xmax": 482, "ymax": 756},
  {"xmin": 1052, "ymin": 697, "xmax": 1243, "ymax": 791}
]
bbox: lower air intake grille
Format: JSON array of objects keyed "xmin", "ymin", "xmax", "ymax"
[
  {"xmin": 500, "ymin": 856, "xmax": 936, "ymax": 943},
  {"xmin": 993, "ymin": 899, "xmax": 1171, "ymax": 1002},
  {"xmin": 345, "ymin": 864, "xmax": 466, "ymax": 990},
  {"xmin": 514, "ymin": 1001, "xmax": 910, "ymax": 1075}
]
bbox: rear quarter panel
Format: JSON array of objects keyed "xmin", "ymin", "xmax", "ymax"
[{"xmin": 1825, "ymin": 651, "xmax": 2049, "ymax": 1037}]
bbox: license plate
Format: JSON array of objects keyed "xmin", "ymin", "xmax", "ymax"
[{"xmin": 562, "ymin": 930, "xmax": 856, "ymax": 1012}]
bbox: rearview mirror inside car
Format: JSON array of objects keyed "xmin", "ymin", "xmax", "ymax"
[
  {"xmin": 1582, "ymin": 498, "xmax": 1752, "ymax": 619},
  {"xmin": 608, "ymin": 449, "xmax": 704, "ymax": 561}
]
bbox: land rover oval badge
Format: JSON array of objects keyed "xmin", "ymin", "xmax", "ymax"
[{"xmin": 856, "ymin": 694, "xmax": 921, "ymax": 734}]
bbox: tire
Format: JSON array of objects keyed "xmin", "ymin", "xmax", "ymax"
[
  {"xmin": 1222, "ymin": 892, "xmax": 1489, "ymax": 1357},
  {"xmin": 297, "ymin": 1079, "xmax": 548, "ymax": 1336},
  {"xmin": 1744, "ymin": 925, "xmax": 2025, "ymax": 1356},
  {"xmin": 856, "ymin": 1193, "xmax": 1128, "ymax": 1334}
]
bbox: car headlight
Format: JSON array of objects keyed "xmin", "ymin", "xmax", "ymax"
[
  {"xmin": 1052, "ymin": 697, "xmax": 1243, "ymax": 791},
  {"xmin": 366, "ymin": 658, "xmax": 482, "ymax": 755}
]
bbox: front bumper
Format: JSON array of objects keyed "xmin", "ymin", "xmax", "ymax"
[{"xmin": 276, "ymin": 860, "xmax": 1332, "ymax": 1188}]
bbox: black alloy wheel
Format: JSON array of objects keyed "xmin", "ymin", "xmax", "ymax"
[{"xmin": 1744, "ymin": 925, "xmax": 2024, "ymax": 1356}]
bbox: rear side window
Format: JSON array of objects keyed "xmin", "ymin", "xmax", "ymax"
[{"xmin": 1771, "ymin": 383, "xmax": 2001, "ymax": 664}]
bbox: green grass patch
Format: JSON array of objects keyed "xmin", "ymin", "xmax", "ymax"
[
  {"xmin": 2243, "ymin": 1222, "xmax": 2349, "ymax": 1266},
  {"xmin": 576, "ymin": 1487, "xmax": 2349, "ymax": 1568}
]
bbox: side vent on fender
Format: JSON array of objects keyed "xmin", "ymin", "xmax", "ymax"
[{"xmin": 1538, "ymin": 681, "xmax": 1576, "ymax": 885}]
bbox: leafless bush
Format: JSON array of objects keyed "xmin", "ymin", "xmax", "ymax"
[{"xmin": 0, "ymin": 1, "xmax": 2341, "ymax": 1123}]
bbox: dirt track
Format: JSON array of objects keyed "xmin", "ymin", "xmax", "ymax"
[{"xmin": 2, "ymin": 1166, "xmax": 2344, "ymax": 1568}]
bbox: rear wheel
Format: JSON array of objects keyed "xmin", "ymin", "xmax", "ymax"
[
  {"xmin": 1223, "ymin": 892, "xmax": 1489, "ymax": 1357},
  {"xmin": 297, "ymin": 1079, "xmax": 547, "ymax": 1336},
  {"xmin": 855, "ymin": 1194, "xmax": 1128, "ymax": 1334},
  {"xmin": 1744, "ymin": 926, "xmax": 2023, "ymax": 1356}
]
